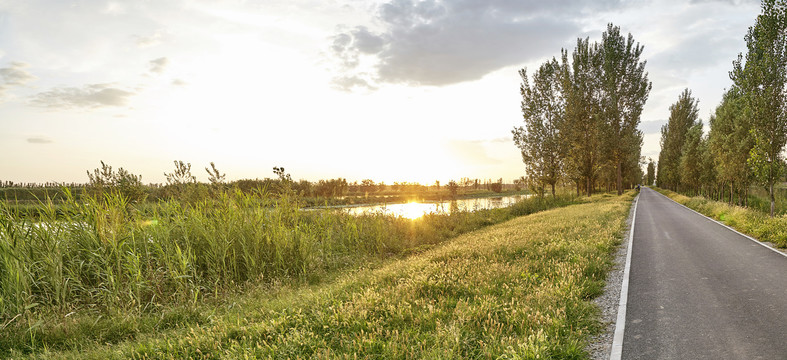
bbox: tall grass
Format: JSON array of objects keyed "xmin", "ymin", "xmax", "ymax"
[
  {"xmin": 746, "ymin": 185, "xmax": 787, "ymax": 215},
  {"xmin": 18, "ymin": 191, "xmax": 631, "ymax": 359},
  {"xmin": 0, "ymin": 188, "xmax": 578, "ymax": 355},
  {"xmin": 654, "ymin": 188, "xmax": 787, "ymax": 248}
]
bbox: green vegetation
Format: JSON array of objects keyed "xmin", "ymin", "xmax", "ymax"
[
  {"xmin": 654, "ymin": 187, "xmax": 787, "ymax": 248},
  {"xmin": 2, "ymin": 163, "xmax": 526, "ymax": 216},
  {"xmin": 745, "ymin": 185, "xmax": 787, "ymax": 215},
  {"xmin": 514, "ymin": 23, "xmax": 649, "ymax": 197},
  {"xmin": 646, "ymin": 159, "xmax": 655, "ymax": 186},
  {"xmin": 0, "ymin": 184, "xmax": 584, "ymax": 357},
  {"xmin": 657, "ymin": 0, "xmax": 787, "ymax": 217},
  {"xmin": 1, "ymin": 190, "xmax": 633, "ymax": 359},
  {"xmin": 732, "ymin": 0, "xmax": 787, "ymax": 217}
]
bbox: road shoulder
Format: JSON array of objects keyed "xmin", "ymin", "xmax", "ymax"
[{"xmin": 588, "ymin": 193, "xmax": 638, "ymax": 360}]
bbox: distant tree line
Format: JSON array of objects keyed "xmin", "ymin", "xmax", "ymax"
[
  {"xmin": 514, "ymin": 23, "xmax": 651, "ymax": 197},
  {"xmin": 657, "ymin": 0, "xmax": 787, "ymax": 217},
  {"xmin": 2, "ymin": 162, "xmax": 524, "ymax": 204}
]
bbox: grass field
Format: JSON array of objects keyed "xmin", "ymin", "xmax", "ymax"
[
  {"xmin": 1, "ymin": 191, "xmax": 633, "ymax": 359},
  {"xmin": 654, "ymin": 187, "xmax": 787, "ymax": 248},
  {"xmin": 0, "ymin": 189, "xmax": 581, "ymax": 356}
]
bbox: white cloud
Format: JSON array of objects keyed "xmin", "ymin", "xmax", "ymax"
[
  {"xmin": 0, "ymin": 62, "xmax": 37, "ymax": 97},
  {"xmin": 171, "ymin": 78, "xmax": 187, "ymax": 86},
  {"xmin": 0, "ymin": 62, "xmax": 36, "ymax": 85},
  {"xmin": 26, "ymin": 136, "xmax": 53, "ymax": 144},
  {"xmin": 31, "ymin": 84, "xmax": 135, "ymax": 109},
  {"xmin": 0, "ymin": 62, "xmax": 37, "ymax": 98},
  {"xmin": 639, "ymin": 119, "xmax": 665, "ymax": 135},
  {"xmin": 103, "ymin": 2, "xmax": 127, "ymax": 15},
  {"xmin": 135, "ymin": 31, "xmax": 163, "ymax": 48},
  {"xmin": 148, "ymin": 57, "xmax": 169, "ymax": 74},
  {"xmin": 332, "ymin": 75, "xmax": 377, "ymax": 92}
]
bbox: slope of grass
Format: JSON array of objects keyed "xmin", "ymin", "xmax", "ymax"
[
  {"xmin": 4, "ymin": 192, "xmax": 633, "ymax": 359},
  {"xmin": 0, "ymin": 190, "xmax": 580, "ymax": 356},
  {"xmin": 653, "ymin": 187, "xmax": 787, "ymax": 248}
]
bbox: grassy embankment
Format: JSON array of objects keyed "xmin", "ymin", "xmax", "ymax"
[
  {"xmin": 0, "ymin": 188, "xmax": 583, "ymax": 357},
  {"xmin": 1, "ymin": 191, "xmax": 633, "ymax": 359},
  {"xmin": 653, "ymin": 187, "xmax": 787, "ymax": 248}
]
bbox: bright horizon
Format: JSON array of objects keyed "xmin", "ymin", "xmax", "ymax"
[{"xmin": 0, "ymin": 1, "xmax": 762, "ymax": 185}]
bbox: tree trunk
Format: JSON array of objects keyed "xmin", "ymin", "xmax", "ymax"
[
  {"xmin": 730, "ymin": 182, "xmax": 734, "ymax": 205},
  {"xmin": 770, "ymin": 182, "xmax": 775, "ymax": 218},
  {"xmin": 745, "ymin": 187, "xmax": 749, "ymax": 207},
  {"xmin": 616, "ymin": 162, "xmax": 623, "ymax": 195},
  {"xmin": 586, "ymin": 177, "xmax": 592, "ymax": 197},
  {"xmin": 551, "ymin": 183, "xmax": 556, "ymax": 198}
]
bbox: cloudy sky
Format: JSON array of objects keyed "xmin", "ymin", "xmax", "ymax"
[{"xmin": 0, "ymin": 0, "xmax": 761, "ymax": 184}]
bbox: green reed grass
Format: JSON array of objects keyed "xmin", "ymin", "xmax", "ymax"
[
  {"xmin": 8, "ymin": 191, "xmax": 631, "ymax": 359},
  {"xmin": 1, "ymin": 188, "xmax": 578, "ymax": 356}
]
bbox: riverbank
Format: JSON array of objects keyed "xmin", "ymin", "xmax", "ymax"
[
  {"xmin": 0, "ymin": 190, "xmax": 574, "ymax": 357},
  {"xmin": 300, "ymin": 189, "xmax": 531, "ymax": 208},
  {"xmin": 2, "ymin": 191, "xmax": 633, "ymax": 359}
]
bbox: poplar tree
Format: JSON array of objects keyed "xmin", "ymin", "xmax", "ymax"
[
  {"xmin": 657, "ymin": 89, "xmax": 700, "ymax": 191},
  {"xmin": 646, "ymin": 158, "xmax": 656, "ymax": 186},
  {"xmin": 708, "ymin": 87, "xmax": 752, "ymax": 204},
  {"xmin": 680, "ymin": 123, "xmax": 704, "ymax": 195},
  {"xmin": 731, "ymin": 0, "xmax": 787, "ymax": 217},
  {"xmin": 699, "ymin": 136, "xmax": 717, "ymax": 198},
  {"xmin": 561, "ymin": 38, "xmax": 603, "ymax": 196},
  {"xmin": 513, "ymin": 59, "xmax": 565, "ymax": 197},
  {"xmin": 597, "ymin": 24, "xmax": 652, "ymax": 195}
]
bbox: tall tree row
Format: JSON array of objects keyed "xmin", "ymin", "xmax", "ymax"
[
  {"xmin": 733, "ymin": 0, "xmax": 787, "ymax": 217},
  {"xmin": 657, "ymin": 89, "xmax": 701, "ymax": 191},
  {"xmin": 514, "ymin": 24, "xmax": 651, "ymax": 196},
  {"xmin": 708, "ymin": 88, "xmax": 753, "ymax": 205},
  {"xmin": 646, "ymin": 158, "xmax": 656, "ymax": 186},
  {"xmin": 658, "ymin": 0, "xmax": 787, "ymax": 217},
  {"xmin": 513, "ymin": 59, "xmax": 565, "ymax": 197}
]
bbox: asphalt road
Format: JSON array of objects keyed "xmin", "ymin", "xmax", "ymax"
[{"xmin": 622, "ymin": 187, "xmax": 787, "ymax": 359}]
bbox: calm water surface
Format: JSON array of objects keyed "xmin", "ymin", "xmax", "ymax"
[{"xmin": 341, "ymin": 195, "xmax": 530, "ymax": 219}]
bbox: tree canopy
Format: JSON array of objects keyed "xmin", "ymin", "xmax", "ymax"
[{"xmin": 514, "ymin": 23, "xmax": 650, "ymax": 196}]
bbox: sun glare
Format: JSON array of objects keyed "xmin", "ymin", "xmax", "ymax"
[{"xmin": 397, "ymin": 202, "xmax": 437, "ymax": 220}]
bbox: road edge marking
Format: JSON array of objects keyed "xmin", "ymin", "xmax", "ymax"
[
  {"xmin": 610, "ymin": 192, "xmax": 638, "ymax": 360},
  {"xmin": 651, "ymin": 188, "xmax": 787, "ymax": 259}
]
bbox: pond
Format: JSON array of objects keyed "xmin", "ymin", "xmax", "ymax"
[{"xmin": 337, "ymin": 195, "xmax": 530, "ymax": 219}]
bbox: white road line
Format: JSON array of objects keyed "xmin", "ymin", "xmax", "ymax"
[
  {"xmin": 610, "ymin": 193, "xmax": 639, "ymax": 360},
  {"xmin": 651, "ymin": 188, "xmax": 787, "ymax": 259}
]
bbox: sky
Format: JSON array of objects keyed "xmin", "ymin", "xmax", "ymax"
[{"xmin": 0, "ymin": 0, "xmax": 763, "ymax": 185}]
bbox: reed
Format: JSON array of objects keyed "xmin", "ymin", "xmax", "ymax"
[
  {"xmin": 5, "ymin": 191, "xmax": 631, "ymax": 359},
  {"xmin": 1, "ymin": 188, "xmax": 579, "ymax": 349}
]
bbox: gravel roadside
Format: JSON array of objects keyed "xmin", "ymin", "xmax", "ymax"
[{"xmin": 586, "ymin": 194, "xmax": 636, "ymax": 360}]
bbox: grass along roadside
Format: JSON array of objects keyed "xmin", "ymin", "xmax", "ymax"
[
  {"xmin": 0, "ymin": 190, "xmax": 579, "ymax": 356},
  {"xmin": 7, "ymin": 192, "xmax": 634, "ymax": 359},
  {"xmin": 653, "ymin": 187, "xmax": 787, "ymax": 248}
]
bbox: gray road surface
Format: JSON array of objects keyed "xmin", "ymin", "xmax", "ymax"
[{"xmin": 622, "ymin": 187, "xmax": 787, "ymax": 359}]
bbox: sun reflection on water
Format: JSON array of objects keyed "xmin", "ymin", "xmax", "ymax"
[
  {"xmin": 340, "ymin": 195, "xmax": 529, "ymax": 219},
  {"xmin": 397, "ymin": 202, "xmax": 437, "ymax": 220}
]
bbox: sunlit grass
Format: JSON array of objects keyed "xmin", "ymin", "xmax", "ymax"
[
  {"xmin": 0, "ymin": 188, "xmax": 582, "ymax": 356},
  {"xmin": 0, "ymin": 191, "xmax": 631, "ymax": 359},
  {"xmin": 654, "ymin": 187, "xmax": 787, "ymax": 248}
]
